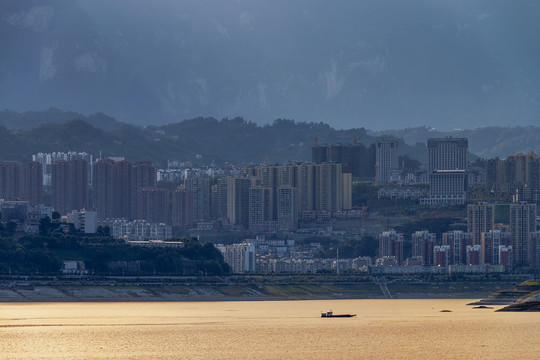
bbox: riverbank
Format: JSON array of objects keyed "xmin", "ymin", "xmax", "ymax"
[
  {"xmin": 484, "ymin": 280, "xmax": 540, "ymax": 311},
  {"xmin": 0, "ymin": 279, "xmax": 517, "ymax": 302}
]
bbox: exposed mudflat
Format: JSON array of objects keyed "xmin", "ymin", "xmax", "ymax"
[{"xmin": 0, "ymin": 281, "xmax": 516, "ymax": 302}]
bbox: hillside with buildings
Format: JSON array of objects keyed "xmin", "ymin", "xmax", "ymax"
[{"xmin": 1, "ymin": 110, "xmax": 540, "ymax": 280}]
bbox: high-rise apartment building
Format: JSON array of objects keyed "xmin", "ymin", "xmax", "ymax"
[
  {"xmin": 297, "ymin": 163, "xmax": 316, "ymax": 212},
  {"xmin": 277, "ymin": 186, "xmax": 298, "ymax": 230},
  {"xmin": 510, "ymin": 201, "xmax": 536, "ymax": 267},
  {"xmin": 485, "ymin": 157, "xmax": 505, "ymax": 191},
  {"xmin": 114, "ymin": 160, "xmax": 133, "ymax": 219},
  {"xmin": 467, "ymin": 202, "xmax": 494, "ymax": 245},
  {"xmin": 442, "ymin": 230, "xmax": 473, "ymax": 265},
  {"xmin": 528, "ymin": 232, "xmax": 540, "ymax": 270},
  {"xmin": 93, "ymin": 159, "xmax": 134, "ymax": 220},
  {"xmin": 229, "ymin": 162, "xmax": 351, "ymax": 230},
  {"xmin": 316, "ymin": 163, "xmax": 343, "ymax": 211},
  {"xmin": 485, "ymin": 152, "xmax": 540, "ymax": 193},
  {"xmin": 137, "ymin": 187, "xmax": 170, "ymax": 224},
  {"xmin": 506, "ymin": 153, "xmax": 540, "ymax": 189},
  {"xmin": 69, "ymin": 158, "xmax": 89, "ymax": 212},
  {"xmin": 378, "ymin": 230, "xmax": 404, "ymax": 265},
  {"xmin": 312, "ymin": 144, "xmax": 328, "ymax": 164},
  {"xmin": 185, "ymin": 177, "xmax": 211, "ymax": 221},
  {"xmin": 94, "ymin": 159, "xmax": 159, "ymax": 221},
  {"xmin": 22, "ymin": 161, "xmax": 43, "ymax": 206},
  {"xmin": 424, "ymin": 137, "xmax": 468, "ymax": 205},
  {"xmin": 0, "ymin": 161, "xmax": 42, "ymax": 206},
  {"xmin": 312, "ymin": 142, "xmax": 375, "ymax": 178},
  {"xmin": 434, "ymin": 245, "xmax": 451, "ymax": 267},
  {"xmin": 132, "ymin": 161, "xmax": 157, "ymax": 219},
  {"xmin": 171, "ymin": 188, "xmax": 194, "ymax": 228},
  {"xmin": 375, "ymin": 136, "xmax": 399, "ymax": 183},
  {"xmin": 0, "ymin": 161, "xmax": 23, "ymax": 201},
  {"xmin": 51, "ymin": 161, "xmax": 70, "ymax": 215},
  {"xmin": 93, "ymin": 158, "xmax": 116, "ymax": 220},
  {"xmin": 248, "ymin": 186, "xmax": 274, "ymax": 231},
  {"xmin": 215, "ymin": 177, "xmax": 229, "ymax": 220},
  {"xmin": 411, "ymin": 230, "xmax": 436, "ymax": 266},
  {"xmin": 51, "ymin": 159, "xmax": 88, "ymax": 215},
  {"xmin": 33, "ymin": 152, "xmax": 93, "ymax": 186},
  {"xmin": 481, "ymin": 230, "xmax": 512, "ymax": 265},
  {"xmin": 499, "ymin": 245, "xmax": 514, "ymax": 271},
  {"xmin": 342, "ymin": 171, "xmax": 352, "ymax": 210},
  {"xmin": 466, "ymin": 245, "xmax": 482, "ymax": 265},
  {"xmin": 227, "ymin": 177, "xmax": 251, "ymax": 229}
]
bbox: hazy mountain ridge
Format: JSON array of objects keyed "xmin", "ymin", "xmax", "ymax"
[
  {"xmin": 0, "ymin": 108, "xmax": 123, "ymax": 131},
  {"xmin": 0, "ymin": 109, "xmax": 537, "ymax": 165},
  {"xmin": 0, "ymin": 109, "xmax": 413, "ymax": 165},
  {"xmin": 2, "ymin": 0, "xmax": 540, "ymax": 130}
]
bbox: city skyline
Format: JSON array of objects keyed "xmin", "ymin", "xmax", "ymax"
[
  {"xmin": 2, "ymin": 2, "xmax": 539, "ymax": 359},
  {"xmin": 0, "ymin": 133, "xmax": 539, "ymax": 272}
]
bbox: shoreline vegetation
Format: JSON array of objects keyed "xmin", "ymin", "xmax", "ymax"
[{"xmin": 0, "ymin": 276, "xmax": 526, "ymax": 303}]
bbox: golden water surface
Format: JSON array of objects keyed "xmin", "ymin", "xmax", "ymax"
[{"xmin": 1, "ymin": 299, "xmax": 539, "ymax": 359}]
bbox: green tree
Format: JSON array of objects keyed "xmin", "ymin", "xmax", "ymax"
[{"xmin": 39, "ymin": 216, "xmax": 52, "ymax": 236}]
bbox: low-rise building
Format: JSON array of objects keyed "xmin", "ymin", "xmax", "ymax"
[
  {"xmin": 111, "ymin": 219, "xmax": 172, "ymax": 240},
  {"xmin": 66, "ymin": 209, "xmax": 97, "ymax": 234},
  {"xmin": 127, "ymin": 240, "xmax": 184, "ymax": 248},
  {"xmin": 218, "ymin": 242, "xmax": 256, "ymax": 273}
]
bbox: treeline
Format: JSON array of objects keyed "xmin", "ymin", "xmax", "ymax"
[
  {"xmin": 0, "ymin": 109, "xmax": 425, "ymax": 166},
  {"xmin": 0, "ymin": 234, "xmax": 229, "ymax": 276},
  {"xmin": 5, "ymin": 109, "xmax": 540, "ymax": 165}
]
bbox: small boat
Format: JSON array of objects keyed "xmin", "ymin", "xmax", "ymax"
[{"xmin": 321, "ymin": 310, "xmax": 356, "ymax": 318}]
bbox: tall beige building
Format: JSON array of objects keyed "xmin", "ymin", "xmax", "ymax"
[
  {"xmin": 296, "ymin": 163, "xmax": 316, "ymax": 212},
  {"xmin": 248, "ymin": 186, "xmax": 274, "ymax": 231},
  {"xmin": 277, "ymin": 186, "xmax": 298, "ymax": 230},
  {"xmin": 486, "ymin": 152, "xmax": 540, "ymax": 192},
  {"xmin": 221, "ymin": 243, "xmax": 256, "ymax": 273},
  {"xmin": 316, "ymin": 163, "xmax": 343, "ymax": 211},
  {"xmin": 510, "ymin": 201, "xmax": 537, "ymax": 267},
  {"xmin": 467, "ymin": 202, "xmax": 494, "ymax": 245},
  {"xmin": 231, "ymin": 162, "xmax": 352, "ymax": 230}
]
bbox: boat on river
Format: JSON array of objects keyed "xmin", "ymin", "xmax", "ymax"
[{"xmin": 321, "ymin": 310, "xmax": 356, "ymax": 318}]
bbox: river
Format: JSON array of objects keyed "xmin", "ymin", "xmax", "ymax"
[{"xmin": 1, "ymin": 299, "xmax": 538, "ymax": 359}]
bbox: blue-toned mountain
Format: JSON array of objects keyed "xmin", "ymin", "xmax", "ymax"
[{"xmin": 2, "ymin": 1, "xmax": 540, "ymax": 130}]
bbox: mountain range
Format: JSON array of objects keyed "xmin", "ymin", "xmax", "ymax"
[{"xmin": 1, "ymin": 109, "xmax": 540, "ymax": 166}]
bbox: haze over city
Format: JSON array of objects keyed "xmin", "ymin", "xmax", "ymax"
[{"xmin": 2, "ymin": 0, "xmax": 540, "ymax": 130}]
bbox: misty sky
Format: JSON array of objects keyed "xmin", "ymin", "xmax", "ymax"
[{"xmin": 1, "ymin": 0, "xmax": 540, "ymax": 130}]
